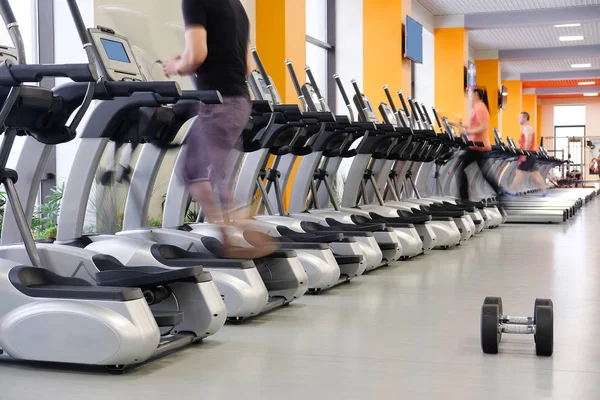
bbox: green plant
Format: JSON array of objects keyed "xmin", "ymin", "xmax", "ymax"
[
  {"xmin": 147, "ymin": 218, "xmax": 163, "ymax": 227},
  {"xmin": 31, "ymin": 184, "xmax": 64, "ymax": 239}
]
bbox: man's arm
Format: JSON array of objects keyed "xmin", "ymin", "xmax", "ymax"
[
  {"xmin": 523, "ymin": 125, "xmax": 535, "ymax": 149},
  {"xmin": 176, "ymin": 27, "xmax": 208, "ymax": 75},
  {"xmin": 246, "ymin": 42, "xmax": 253, "ymax": 77}
]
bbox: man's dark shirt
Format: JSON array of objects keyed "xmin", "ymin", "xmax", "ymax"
[{"xmin": 182, "ymin": 0, "xmax": 250, "ymax": 97}]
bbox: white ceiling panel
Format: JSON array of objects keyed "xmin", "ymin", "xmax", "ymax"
[
  {"xmin": 418, "ymin": 0, "xmax": 600, "ymax": 16},
  {"xmin": 501, "ymin": 56, "xmax": 600, "ymax": 74},
  {"xmin": 469, "ymin": 21, "xmax": 600, "ymax": 50}
]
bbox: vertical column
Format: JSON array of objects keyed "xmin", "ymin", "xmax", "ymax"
[
  {"xmin": 474, "ymin": 58, "xmax": 500, "ymax": 143},
  {"xmin": 256, "ymin": 0, "xmax": 306, "ymax": 105},
  {"xmin": 500, "ymin": 80, "xmax": 523, "ymax": 142},
  {"xmin": 363, "ymin": 0, "xmax": 404, "ymax": 107},
  {"xmin": 522, "ymin": 94, "xmax": 538, "ymax": 130},
  {"xmin": 434, "ymin": 27, "xmax": 468, "ymax": 121},
  {"xmin": 256, "ymin": 0, "xmax": 306, "ymax": 210}
]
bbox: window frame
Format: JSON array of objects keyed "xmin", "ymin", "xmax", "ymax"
[{"xmin": 305, "ymin": 0, "xmax": 336, "ymax": 112}]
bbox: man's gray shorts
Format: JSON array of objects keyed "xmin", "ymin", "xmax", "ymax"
[{"xmin": 178, "ymin": 96, "xmax": 251, "ymax": 188}]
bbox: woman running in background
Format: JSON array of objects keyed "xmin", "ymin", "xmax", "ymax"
[{"xmin": 447, "ymin": 86, "xmax": 500, "ymax": 201}]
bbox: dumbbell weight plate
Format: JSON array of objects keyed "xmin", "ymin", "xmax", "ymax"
[
  {"xmin": 534, "ymin": 299, "xmax": 553, "ymax": 322},
  {"xmin": 534, "ymin": 306, "xmax": 553, "ymax": 356},
  {"xmin": 484, "ymin": 297, "xmax": 503, "ymax": 342},
  {"xmin": 481, "ymin": 304, "xmax": 500, "ymax": 354},
  {"xmin": 534, "ymin": 299, "xmax": 553, "ymax": 343}
]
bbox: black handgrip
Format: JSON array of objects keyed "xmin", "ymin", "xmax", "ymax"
[
  {"xmin": 397, "ymin": 91, "xmax": 411, "ymax": 116},
  {"xmin": 351, "ymin": 79, "xmax": 367, "ymax": 111},
  {"xmin": 376, "ymin": 124, "xmax": 396, "ymax": 132},
  {"xmin": 421, "ymin": 104, "xmax": 433, "ymax": 125},
  {"xmin": 414, "ymin": 100, "xmax": 427, "ymax": 123},
  {"xmin": 383, "ymin": 86, "xmax": 397, "ymax": 112},
  {"xmin": 408, "ymin": 98, "xmax": 421, "ymax": 122},
  {"xmin": 285, "ymin": 60, "xmax": 303, "ymax": 97},
  {"xmin": 273, "ymin": 104, "xmax": 303, "ymax": 120},
  {"xmin": 303, "ymin": 112, "xmax": 336, "ymax": 122},
  {"xmin": 352, "ymin": 122, "xmax": 377, "ymax": 130},
  {"xmin": 181, "ymin": 90, "xmax": 223, "ymax": 104},
  {"xmin": 306, "ymin": 66, "xmax": 323, "ymax": 99},
  {"xmin": 334, "ymin": 74, "xmax": 351, "ymax": 106},
  {"xmin": 252, "ymin": 100, "xmax": 274, "ymax": 113},
  {"xmin": 104, "ymin": 81, "xmax": 182, "ymax": 97},
  {"xmin": 335, "ymin": 115, "xmax": 350, "ymax": 124},
  {"xmin": 251, "ymin": 47, "xmax": 271, "ymax": 86},
  {"xmin": 0, "ymin": 0, "xmax": 16, "ymax": 24},
  {"xmin": 8, "ymin": 63, "xmax": 94, "ymax": 83},
  {"xmin": 432, "ymin": 107, "xmax": 443, "ymax": 130}
]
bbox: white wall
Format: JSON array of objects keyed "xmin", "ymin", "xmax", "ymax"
[
  {"xmin": 335, "ymin": 0, "xmax": 363, "ymax": 117},
  {"xmin": 412, "ymin": 1, "xmax": 435, "ymax": 108},
  {"xmin": 54, "ymin": 0, "xmax": 94, "ymax": 188},
  {"xmin": 414, "ymin": 29, "xmax": 434, "ymax": 107},
  {"xmin": 411, "ymin": 0, "xmax": 434, "ymax": 32}
]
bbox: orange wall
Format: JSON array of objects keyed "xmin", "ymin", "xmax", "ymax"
[
  {"xmin": 364, "ymin": 0, "xmax": 404, "ymax": 109},
  {"xmin": 500, "ymin": 80, "xmax": 523, "ymax": 142},
  {"xmin": 475, "ymin": 59, "xmax": 500, "ymax": 143},
  {"xmin": 256, "ymin": 0, "xmax": 306, "ymax": 210},
  {"xmin": 256, "ymin": 0, "xmax": 306, "ymax": 105},
  {"xmin": 434, "ymin": 28, "xmax": 468, "ymax": 121}
]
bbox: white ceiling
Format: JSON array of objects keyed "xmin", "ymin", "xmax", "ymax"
[
  {"xmin": 469, "ymin": 22, "xmax": 600, "ymax": 50},
  {"xmin": 501, "ymin": 57, "xmax": 600, "ymax": 74},
  {"xmin": 415, "ymin": 0, "xmax": 600, "ymax": 76},
  {"xmin": 419, "ymin": 0, "xmax": 600, "ymax": 16}
]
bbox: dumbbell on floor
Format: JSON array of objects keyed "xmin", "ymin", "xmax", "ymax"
[{"xmin": 480, "ymin": 297, "xmax": 553, "ymax": 356}]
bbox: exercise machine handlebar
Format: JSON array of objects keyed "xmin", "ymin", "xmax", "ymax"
[
  {"xmin": 285, "ymin": 60, "xmax": 308, "ymax": 112},
  {"xmin": 351, "ymin": 79, "xmax": 368, "ymax": 120},
  {"xmin": 383, "ymin": 85, "xmax": 398, "ymax": 113},
  {"xmin": 333, "ymin": 74, "xmax": 355, "ymax": 122}
]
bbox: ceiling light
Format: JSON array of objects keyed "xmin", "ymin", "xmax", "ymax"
[
  {"xmin": 559, "ymin": 35, "xmax": 584, "ymax": 41},
  {"xmin": 554, "ymin": 23, "xmax": 581, "ymax": 28},
  {"xmin": 583, "ymin": 93, "xmax": 598, "ymax": 97},
  {"xmin": 578, "ymin": 81, "xmax": 596, "ymax": 86},
  {"xmin": 572, "ymin": 63, "xmax": 592, "ymax": 68}
]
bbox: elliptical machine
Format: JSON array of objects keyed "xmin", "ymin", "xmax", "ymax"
[{"xmin": 0, "ymin": 0, "xmax": 225, "ymax": 370}]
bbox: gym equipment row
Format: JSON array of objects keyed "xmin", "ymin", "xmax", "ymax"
[{"xmin": 0, "ymin": 0, "xmax": 593, "ymax": 371}]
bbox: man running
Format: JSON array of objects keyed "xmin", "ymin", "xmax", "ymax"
[
  {"xmin": 161, "ymin": 0, "xmax": 279, "ymax": 258},
  {"xmin": 508, "ymin": 112, "xmax": 548, "ymax": 195}
]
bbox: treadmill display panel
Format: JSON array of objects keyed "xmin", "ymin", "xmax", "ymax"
[{"xmin": 101, "ymin": 38, "xmax": 131, "ymax": 63}]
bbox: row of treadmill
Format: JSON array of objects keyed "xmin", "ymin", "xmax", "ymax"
[{"xmin": 0, "ymin": 0, "xmax": 596, "ymax": 372}]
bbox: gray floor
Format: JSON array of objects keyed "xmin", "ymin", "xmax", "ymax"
[{"xmin": 2, "ymin": 201, "xmax": 599, "ymax": 400}]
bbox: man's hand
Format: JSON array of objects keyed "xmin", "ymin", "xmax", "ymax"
[{"xmin": 162, "ymin": 56, "xmax": 181, "ymax": 78}]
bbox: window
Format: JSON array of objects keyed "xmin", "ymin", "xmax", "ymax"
[
  {"xmin": 0, "ymin": 0, "xmax": 37, "ymax": 63},
  {"xmin": 306, "ymin": 0, "xmax": 335, "ymax": 111},
  {"xmin": 554, "ymin": 105, "xmax": 586, "ymax": 127},
  {"xmin": 554, "ymin": 105, "xmax": 586, "ymax": 175},
  {"xmin": 0, "ymin": 0, "xmax": 38, "ymax": 162}
]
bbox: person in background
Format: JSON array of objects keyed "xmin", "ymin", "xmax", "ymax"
[
  {"xmin": 507, "ymin": 112, "xmax": 548, "ymax": 195},
  {"xmin": 447, "ymin": 86, "xmax": 500, "ymax": 201},
  {"xmin": 161, "ymin": 0, "xmax": 279, "ymax": 259}
]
